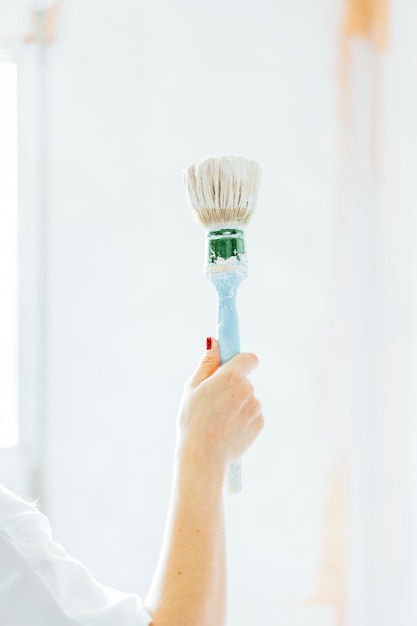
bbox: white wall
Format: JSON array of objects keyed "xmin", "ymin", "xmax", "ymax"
[{"xmin": 2, "ymin": 0, "xmax": 417, "ymax": 624}]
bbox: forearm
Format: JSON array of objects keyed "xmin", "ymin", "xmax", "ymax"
[{"xmin": 145, "ymin": 445, "xmax": 227, "ymax": 626}]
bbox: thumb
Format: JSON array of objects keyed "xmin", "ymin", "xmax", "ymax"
[{"xmin": 189, "ymin": 336, "xmax": 220, "ymax": 387}]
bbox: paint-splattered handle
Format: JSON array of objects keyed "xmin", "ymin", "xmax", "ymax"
[
  {"xmin": 224, "ymin": 458, "xmax": 242, "ymax": 494},
  {"xmin": 214, "ymin": 273, "xmax": 243, "ymax": 494}
]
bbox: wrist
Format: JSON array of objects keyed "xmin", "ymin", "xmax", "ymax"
[{"xmin": 174, "ymin": 439, "xmax": 226, "ymax": 494}]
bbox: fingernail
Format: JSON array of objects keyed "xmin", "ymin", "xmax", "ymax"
[{"xmin": 206, "ymin": 337, "xmax": 212, "ymax": 351}]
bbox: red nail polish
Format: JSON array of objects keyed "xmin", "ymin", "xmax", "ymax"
[{"xmin": 206, "ymin": 337, "xmax": 212, "ymax": 350}]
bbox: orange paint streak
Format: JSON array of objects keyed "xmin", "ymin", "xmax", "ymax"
[
  {"xmin": 314, "ymin": 6, "xmax": 391, "ymax": 626},
  {"xmin": 339, "ymin": 0, "xmax": 389, "ymax": 126},
  {"xmin": 304, "ymin": 461, "xmax": 349, "ymax": 626},
  {"xmin": 343, "ymin": 0, "xmax": 389, "ymax": 49},
  {"xmin": 334, "ymin": 0, "xmax": 390, "ymax": 272}
]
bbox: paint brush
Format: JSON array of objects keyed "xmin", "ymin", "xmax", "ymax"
[{"xmin": 184, "ymin": 155, "xmax": 262, "ymax": 493}]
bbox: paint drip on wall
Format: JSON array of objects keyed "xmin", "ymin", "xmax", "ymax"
[
  {"xmin": 307, "ymin": 3, "xmax": 391, "ymax": 625},
  {"xmin": 304, "ymin": 461, "xmax": 349, "ymax": 626},
  {"xmin": 333, "ymin": 0, "xmax": 390, "ymax": 285},
  {"xmin": 343, "ymin": 0, "xmax": 389, "ymax": 49},
  {"xmin": 339, "ymin": 0, "xmax": 389, "ymax": 156}
]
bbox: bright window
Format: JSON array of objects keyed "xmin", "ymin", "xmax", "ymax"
[{"xmin": 0, "ymin": 62, "xmax": 18, "ymax": 447}]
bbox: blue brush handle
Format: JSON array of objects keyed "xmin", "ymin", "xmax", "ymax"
[{"xmin": 210, "ymin": 271, "xmax": 244, "ymax": 493}]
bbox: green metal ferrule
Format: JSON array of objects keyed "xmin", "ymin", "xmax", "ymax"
[{"xmin": 206, "ymin": 229, "xmax": 246, "ymax": 264}]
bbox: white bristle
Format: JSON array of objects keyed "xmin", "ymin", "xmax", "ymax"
[{"xmin": 184, "ymin": 155, "xmax": 262, "ymax": 230}]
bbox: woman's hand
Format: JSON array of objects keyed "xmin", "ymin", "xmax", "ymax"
[{"xmin": 176, "ymin": 337, "xmax": 264, "ymax": 474}]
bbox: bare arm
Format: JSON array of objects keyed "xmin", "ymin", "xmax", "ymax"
[{"xmin": 144, "ymin": 338, "xmax": 264, "ymax": 626}]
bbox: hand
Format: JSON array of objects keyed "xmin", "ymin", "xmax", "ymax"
[{"xmin": 176, "ymin": 337, "xmax": 264, "ymax": 473}]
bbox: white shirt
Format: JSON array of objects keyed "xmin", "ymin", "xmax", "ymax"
[{"xmin": 0, "ymin": 484, "xmax": 152, "ymax": 625}]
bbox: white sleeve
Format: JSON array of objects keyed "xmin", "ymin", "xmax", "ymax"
[{"xmin": 0, "ymin": 485, "xmax": 153, "ymax": 626}]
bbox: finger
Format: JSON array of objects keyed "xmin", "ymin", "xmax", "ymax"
[
  {"xmin": 189, "ymin": 336, "xmax": 221, "ymax": 387},
  {"xmin": 220, "ymin": 351, "xmax": 259, "ymax": 378}
]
